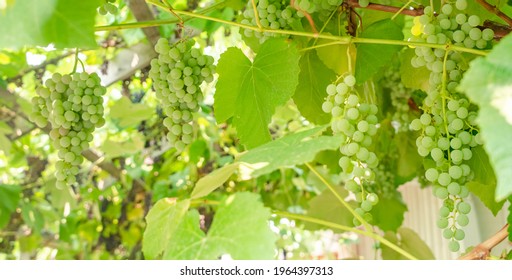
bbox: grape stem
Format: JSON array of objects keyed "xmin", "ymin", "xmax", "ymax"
[
  {"xmin": 459, "ymin": 224, "xmax": 510, "ymax": 260},
  {"xmin": 475, "ymin": 0, "xmax": 512, "ymax": 26},
  {"xmin": 304, "ymin": 162, "xmax": 373, "ymax": 233},
  {"xmin": 345, "ymin": 0, "xmax": 424, "ymax": 17},
  {"xmin": 250, "ymin": 0, "xmax": 263, "ymax": 31},
  {"xmin": 274, "ymin": 211, "xmax": 418, "ymax": 260},
  {"xmin": 144, "ymin": 0, "xmax": 488, "ymax": 56}
]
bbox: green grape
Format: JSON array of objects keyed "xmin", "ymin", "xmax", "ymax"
[
  {"xmin": 425, "ymin": 168, "xmax": 439, "ymax": 182},
  {"xmin": 443, "ymin": 228, "xmax": 454, "ymax": 239},
  {"xmin": 358, "ymin": 0, "xmax": 369, "ymax": 8},
  {"xmin": 457, "ymin": 214, "xmax": 469, "ymax": 226},
  {"xmin": 437, "ymin": 217, "xmax": 449, "ymax": 229},
  {"xmin": 448, "ymin": 240, "xmax": 460, "ymax": 252},
  {"xmin": 439, "ymin": 206, "xmax": 451, "ymax": 218},
  {"xmin": 457, "ymin": 201, "xmax": 471, "ymax": 214},
  {"xmin": 447, "ymin": 182, "xmax": 461, "ymax": 195}
]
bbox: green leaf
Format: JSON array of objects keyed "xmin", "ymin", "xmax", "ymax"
[
  {"xmin": 21, "ymin": 202, "xmax": 45, "ymax": 233},
  {"xmin": 190, "ymin": 162, "xmax": 240, "ymax": 199},
  {"xmin": 142, "ymin": 198, "xmax": 191, "ymax": 259},
  {"xmin": 293, "ymin": 51, "xmax": 334, "ymax": 124},
  {"xmin": 0, "ymin": 184, "xmax": 21, "ymax": 228},
  {"xmin": 400, "ymin": 48, "xmax": 430, "ymax": 91},
  {"xmin": 395, "ymin": 131, "xmax": 422, "ymax": 184},
  {"xmin": 382, "ymin": 227, "xmax": 435, "ymax": 260},
  {"xmin": 305, "ymin": 186, "xmax": 355, "ymax": 232},
  {"xmin": 215, "ymin": 39, "xmax": 300, "ymax": 148},
  {"xmin": 238, "ymin": 126, "xmax": 343, "ymax": 177},
  {"xmin": 0, "ymin": 121, "xmax": 13, "ymax": 134},
  {"xmin": 145, "ymin": 193, "xmax": 276, "ymax": 259},
  {"xmin": 100, "ymin": 133, "xmax": 145, "ymax": 158},
  {"xmin": 459, "ymin": 35, "xmax": 512, "ymax": 201},
  {"xmin": 466, "ymin": 146, "xmax": 504, "ymax": 216},
  {"xmin": 0, "ymin": 0, "xmax": 99, "ymax": 49},
  {"xmin": 370, "ymin": 196, "xmax": 407, "ymax": 232},
  {"xmin": 0, "ymin": 132, "xmax": 11, "ymax": 155},
  {"xmin": 315, "ymin": 39, "xmax": 355, "ymax": 75},
  {"xmin": 225, "ymin": 0, "xmax": 245, "ymax": 10},
  {"xmin": 355, "ymin": 19, "xmax": 404, "ymax": 83},
  {"xmin": 110, "ymin": 96, "xmax": 154, "ymax": 128}
]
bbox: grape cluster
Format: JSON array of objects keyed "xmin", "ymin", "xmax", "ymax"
[
  {"xmin": 98, "ymin": 0, "xmax": 118, "ymax": 15},
  {"xmin": 30, "ymin": 72, "xmax": 106, "ymax": 188},
  {"xmin": 149, "ymin": 38, "xmax": 215, "ymax": 152},
  {"xmin": 381, "ymin": 66, "xmax": 414, "ymax": 132},
  {"xmin": 408, "ymin": 0, "xmax": 492, "ymax": 252},
  {"xmin": 241, "ymin": 0, "xmax": 298, "ymax": 42},
  {"xmin": 311, "ymin": 0, "xmax": 342, "ymax": 21},
  {"xmin": 322, "ymin": 75, "xmax": 380, "ymax": 225}
]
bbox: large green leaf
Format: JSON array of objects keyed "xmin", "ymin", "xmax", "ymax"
[
  {"xmin": 214, "ymin": 39, "xmax": 300, "ymax": 148},
  {"xmin": 305, "ymin": 186, "xmax": 355, "ymax": 232},
  {"xmin": 144, "ymin": 192, "xmax": 276, "ymax": 259},
  {"xmin": 190, "ymin": 162, "xmax": 240, "ymax": 199},
  {"xmin": 315, "ymin": 39, "xmax": 354, "ymax": 75},
  {"xmin": 293, "ymin": 51, "xmax": 334, "ymax": 124},
  {"xmin": 238, "ymin": 126, "xmax": 343, "ymax": 177},
  {"xmin": 0, "ymin": 184, "xmax": 21, "ymax": 228},
  {"xmin": 508, "ymin": 197, "xmax": 512, "ymax": 241},
  {"xmin": 355, "ymin": 19, "xmax": 404, "ymax": 83},
  {"xmin": 0, "ymin": 0, "xmax": 99, "ymax": 49},
  {"xmin": 190, "ymin": 126, "xmax": 342, "ymax": 198},
  {"xmin": 142, "ymin": 198, "xmax": 191, "ymax": 259},
  {"xmin": 382, "ymin": 227, "xmax": 435, "ymax": 260},
  {"xmin": 110, "ymin": 96, "xmax": 154, "ymax": 128},
  {"xmin": 466, "ymin": 147, "xmax": 504, "ymax": 216},
  {"xmin": 459, "ymin": 35, "xmax": 512, "ymax": 201}
]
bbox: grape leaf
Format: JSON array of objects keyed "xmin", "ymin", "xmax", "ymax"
[
  {"xmin": 214, "ymin": 39, "xmax": 300, "ymax": 148},
  {"xmin": 466, "ymin": 146, "xmax": 504, "ymax": 216},
  {"xmin": 0, "ymin": 184, "xmax": 21, "ymax": 228},
  {"xmin": 190, "ymin": 162, "xmax": 240, "ymax": 199},
  {"xmin": 355, "ymin": 19, "xmax": 404, "ymax": 83},
  {"xmin": 110, "ymin": 96, "xmax": 154, "ymax": 128},
  {"xmin": 144, "ymin": 193, "xmax": 276, "ymax": 259},
  {"xmin": 382, "ymin": 227, "xmax": 435, "ymax": 260},
  {"xmin": 0, "ymin": 0, "xmax": 99, "ymax": 49},
  {"xmin": 238, "ymin": 126, "xmax": 343, "ymax": 177},
  {"xmin": 304, "ymin": 186, "xmax": 355, "ymax": 233},
  {"xmin": 315, "ymin": 39, "xmax": 355, "ymax": 75},
  {"xmin": 459, "ymin": 35, "xmax": 512, "ymax": 201},
  {"xmin": 293, "ymin": 51, "xmax": 334, "ymax": 124},
  {"xmin": 400, "ymin": 49, "xmax": 430, "ymax": 92},
  {"xmin": 142, "ymin": 198, "xmax": 191, "ymax": 259},
  {"xmin": 100, "ymin": 133, "xmax": 145, "ymax": 158},
  {"xmin": 370, "ymin": 196, "xmax": 407, "ymax": 232},
  {"xmin": 395, "ymin": 131, "xmax": 422, "ymax": 184}
]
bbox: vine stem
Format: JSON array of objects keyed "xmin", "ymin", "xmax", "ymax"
[
  {"xmin": 72, "ymin": 48, "xmax": 80, "ymax": 73},
  {"xmin": 305, "ymin": 163, "xmax": 372, "ymax": 233},
  {"xmin": 475, "ymin": 0, "xmax": 512, "ymax": 26},
  {"xmin": 145, "ymin": 0, "xmax": 488, "ymax": 56},
  {"xmin": 250, "ymin": 0, "xmax": 263, "ymax": 31},
  {"xmin": 345, "ymin": 0, "xmax": 424, "ymax": 17},
  {"xmin": 274, "ymin": 211, "xmax": 418, "ymax": 260},
  {"xmin": 459, "ymin": 224, "xmax": 510, "ymax": 260}
]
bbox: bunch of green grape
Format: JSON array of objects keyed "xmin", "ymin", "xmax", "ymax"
[
  {"xmin": 408, "ymin": 0, "xmax": 493, "ymax": 252},
  {"xmin": 322, "ymin": 74, "xmax": 380, "ymax": 225},
  {"xmin": 241, "ymin": 0, "xmax": 298, "ymax": 42},
  {"xmin": 381, "ymin": 66, "xmax": 414, "ymax": 132},
  {"xmin": 30, "ymin": 72, "xmax": 106, "ymax": 188},
  {"xmin": 311, "ymin": 0, "xmax": 342, "ymax": 21},
  {"xmin": 98, "ymin": 0, "xmax": 118, "ymax": 15},
  {"xmin": 149, "ymin": 38, "xmax": 215, "ymax": 152}
]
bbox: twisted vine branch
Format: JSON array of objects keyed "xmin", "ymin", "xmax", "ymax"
[{"xmin": 459, "ymin": 224, "xmax": 510, "ymax": 260}]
